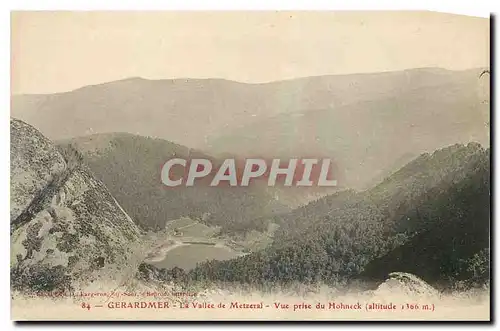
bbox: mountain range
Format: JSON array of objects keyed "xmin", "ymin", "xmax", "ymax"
[{"xmin": 12, "ymin": 68, "xmax": 489, "ymax": 192}]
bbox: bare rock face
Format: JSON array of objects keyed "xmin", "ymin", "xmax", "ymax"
[
  {"xmin": 10, "ymin": 118, "xmax": 66, "ymax": 222},
  {"xmin": 373, "ymin": 272, "xmax": 440, "ymax": 299},
  {"xmin": 10, "ymin": 118, "xmax": 143, "ymax": 293}
]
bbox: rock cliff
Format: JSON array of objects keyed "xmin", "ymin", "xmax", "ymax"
[{"xmin": 10, "ymin": 118, "xmax": 144, "ymax": 293}]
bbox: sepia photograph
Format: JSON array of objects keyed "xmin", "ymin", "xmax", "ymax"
[{"xmin": 9, "ymin": 9, "xmax": 491, "ymax": 321}]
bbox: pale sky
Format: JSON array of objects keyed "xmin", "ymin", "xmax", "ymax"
[{"xmin": 11, "ymin": 11, "xmax": 490, "ymax": 94}]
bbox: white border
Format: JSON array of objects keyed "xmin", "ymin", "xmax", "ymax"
[{"xmin": 2, "ymin": 1, "xmax": 498, "ymax": 330}]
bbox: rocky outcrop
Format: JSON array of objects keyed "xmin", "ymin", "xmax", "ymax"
[
  {"xmin": 373, "ymin": 272, "xmax": 440, "ymax": 299},
  {"xmin": 10, "ymin": 119, "xmax": 66, "ymax": 223},
  {"xmin": 10, "ymin": 118, "xmax": 143, "ymax": 293}
]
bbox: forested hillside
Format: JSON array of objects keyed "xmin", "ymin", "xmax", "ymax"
[
  {"xmin": 59, "ymin": 133, "xmax": 288, "ymax": 232},
  {"xmin": 361, "ymin": 152, "xmax": 490, "ymax": 286},
  {"xmin": 180, "ymin": 143, "xmax": 489, "ymax": 289}
]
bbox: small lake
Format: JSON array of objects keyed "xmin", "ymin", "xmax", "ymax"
[{"xmin": 149, "ymin": 244, "xmax": 241, "ymax": 271}]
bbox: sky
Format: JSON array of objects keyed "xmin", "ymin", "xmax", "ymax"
[{"xmin": 11, "ymin": 11, "xmax": 490, "ymax": 94}]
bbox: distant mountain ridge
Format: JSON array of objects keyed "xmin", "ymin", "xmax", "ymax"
[
  {"xmin": 13, "ymin": 67, "xmax": 489, "ymax": 192},
  {"xmin": 12, "ymin": 68, "xmax": 487, "ymax": 143}
]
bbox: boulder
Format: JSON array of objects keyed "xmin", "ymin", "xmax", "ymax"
[{"xmin": 373, "ymin": 272, "xmax": 440, "ymax": 299}]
